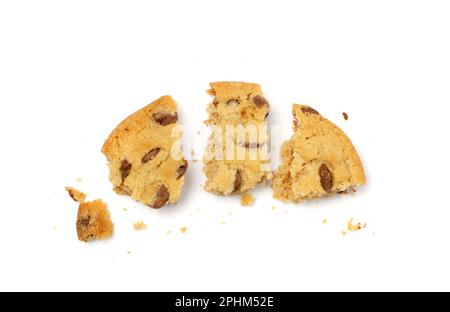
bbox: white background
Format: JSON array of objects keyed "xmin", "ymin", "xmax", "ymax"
[{"xmin": 1, "ymin": 0, "xmax": 449, "ymax": 292}]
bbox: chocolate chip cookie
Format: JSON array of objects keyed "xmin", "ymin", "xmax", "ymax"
[
  {"xmin": 203, "ymin": 82, "xmax": 271, "ymax": 195},
  {"xmin": 102, "ymin": 96, "xmax": 187, "ymax": 208},
  {"xmin": 272, "ymin": 104, "xmax": 366, "ymax": 202},
  {"xmin": 76, "ymin": 199, "xmax": 113, "ymax": 242}
]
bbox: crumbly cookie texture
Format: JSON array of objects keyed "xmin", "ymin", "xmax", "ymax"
[
  {"xmin": 65, "ymin": 186, "xmax": 86, "ymax": 203},
  {"xmin": 76, "ymin": 199, "xmax": 113, "ymax": 242},
  {"xmin": 102, "ymin": 96, "xmax": 187, "ymax": 208},
  {"xmin": 203, "ymin": 82, "xmax": 271, "ymax": 195},
  {"xmin": 272, "ymin": 104, "xmax": 366, "ymax": 202}
]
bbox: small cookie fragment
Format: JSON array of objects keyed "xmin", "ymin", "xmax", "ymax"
[
  {"xmin": 65, "ymin": 186, "xmax": 86, "ymax": 203},
  {"xmin": 76, "ymin": 199, "xmax": 113, "ymax": 242},
  {"xmin": 180, "ymin": 227, "xmax": 187, "ymax": 234},
  {"xmin": 347, "ymin": 218, "xmax": 366, "ymax": 232},
  {"xmin": 101, "ymin": 96, "xmax": 187, "ymax": 209},
  {"xmin": 133, "ymin": 220, "xmax": 147, "ymax": 231},
  {"xmin": 272, "ymin": 104, "xmax": 366, "ymax": 202},
  {"xmin": 240, "ymin": 192, "xmax": 255, "ymax": 206},
  {"xmin": 342, "ymin": 112, "xmax": 349, "ymax": 120}
]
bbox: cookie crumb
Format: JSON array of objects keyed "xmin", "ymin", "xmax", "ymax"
[
  {"xmin": 133, "ymin": 220, "xmax": 147, "ymax": 231},
  {"xmin": 271, "ymin": 205, "xmax": 277, "ymax": 211},
  {"xmin": 76, "ymin": 178, "xmax": 83, "ymax": 183},
  {"xmin": 127, "ymin": 251, "xmax": 131, "ymax": 255},
  {"xmin": 342, "ymin": 231, "xmax": 347, "ymax": 236},
  {"xmin": 342, "ymin": 112, "xmax": 349, "ymax": 120},
  {"xmin": 347, "ymin": 218, "xmax": 367, "ymax": 232},
  {"xmin": 240, "ymin": 193, "xmax": 254, "ymax": 206},
  {"xmin": 228, "ymin": 211, "xmax": 232, "ymax": 216},
  {"xmin": 76, "ymin": 199, "xmax": 113, "ymax": 242},
  {"xmin": 122, "ymin": 207, "xmax": 128, "ymax": 212},
  {"xmin": 166, "ymin": 230, "xmax": 172, "ymax": 234},
  {"xmin": 180, "ymin": 227, "xmax": 187, "ymax": 234},
  {"xmin": 65, "ymin": 186, "xmax": 87, "ymax": 203},
  {"xmin": 322, "ymin": 219, "xmax": 328, "ymax": 225},
  {"xmin": 220, "ymin": 221, "xmax": 226, "ymax": 224}
]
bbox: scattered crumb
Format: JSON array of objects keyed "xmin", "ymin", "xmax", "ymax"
[
  {"xmin": 133, "ymin": 220, "xmax": 147, "ymax": 231},
  {"xmin": 122, "ymin": 207, "xmax": 128, "ymax": 212},
  {"xmin": 76, "ymin": 178, "xmax": 83, "ymax": 183},
  {"xmin": 342, "ymin": 112, "xmax": 349, "ymax": 120},
  {"xmin": 166, "ymin": 230, "xmax": 172, "ymax": 234},
  {"xmin": 190, "ymin": 149, "xmax": 196, "ymax": 160},
  {"xmin": 271, "ymin": 205, "xmax": 277, "ymax": 211},
  {"xmin": 322, "ymin": 219, "xmax": 328, "ymax": 225},
  {"xmin": 220, "ymin": 221, "xmax": 226, "ymax": 224},
  {"xmin": 228, "ymin": 211, "xmax": 232, "ymax": 216},
  {"xmin": 53, "ymin": 225, "xmax": 57, "ymax": 230},
  {"xmin": 180, "ymin": 227, "xmax": 187, "ymax": 234},
  {"xmin": 240, "ymin": 193, "xmax": 255, "ymax": 206},
  {"xmin": 127, "ymin": 251, "xmax": 131, "ymax": 255},
  {"xmin": 196, "ymin": 208, "xmax": 201, "ymax": 212},
  {"xmin": 197, "ymin": 130, "xmax": 201, "ymax": 135},
  {"xmin": 372, "ymin": 232, "xmax": 376, "ymax": 236},
  {"xmin": 347, "ymin": 218, "xmax": 367, "ymax": 232},
  {"xmin": 342, "ymin": 231, "xmax": 347, "ymax": 236},
  {"xmin": 65, "ymin": 186, "xmax": 87, "ymax": 203},
  {"xmin": 76, "ymin": 199, "xmax": 113, "ymax": 242}
]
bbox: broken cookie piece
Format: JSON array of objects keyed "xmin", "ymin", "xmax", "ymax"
[
  {"xmin": 65, "ymin": 186, "xmax": 86, "ymax": 203},
  {"xmin": 101, "ymin": 96, "xmax": 187, "ymax": 208},
  {"xmin": 272, "ymin": 104, "xmax": 366, "ymax": 202},
  {"xmin": 76, "ymin": 199, "xmax": 113, "ymax": 242},
  {"xmin": 203, "ymin": 82, "xmax": 271, "ymax": 195}
]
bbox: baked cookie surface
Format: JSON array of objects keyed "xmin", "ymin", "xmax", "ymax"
[
  {"xmin": 102, "ymin": 96, "xmax": 187, "ymax": 208},
  {"xmin": 76, "ymin": 199, "xmax": 113, "ymax": 242},
  {"xmin": 272, "ymin": 104, "xmax": 366, "ymax": 202},
  {"xmin": 203, "ymin": 82, "xmax": 271, "ymax": 195}
]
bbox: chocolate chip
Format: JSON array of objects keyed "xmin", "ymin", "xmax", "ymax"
[
  {"xmin": 243, "ymin": 142, "xmax": 261, "ymax": 148},
  {"xmin": 301, "ymin": 106, "xmax": 319, "ymax": 115},
  {"xmin": 78, "ymin": 216, "xmax": 91, "ymax": 229},
  {"xmin": 152, "ymin": 185, "xmax": 169, "ymax": 208},
  {"xmin": 153, "ymin": 112, "xmax": 178, "ymax": 126},
  {"xmin": 253, "ymin": 95, "xmax": 268, "ymax": 108},
  {"xmin": 177, "ymin": 160, "xmax": 188, "ymax": 179},
  {"xmin": 141, "ymin": 148, "xmax": 160, "ymax": 164},
  {"xmin": 319, "ymin": 164, "xmax": 333, "ymax": 191},
  {"xmin": 120, "ymin": 159, "xmax": 132, "ymax": 182},
  {"xmin": 212, "ymin": 100, "xmax": 219, "ymax": 107},
  {"xmin": 226, "ymin": 99, "xmax": 240, "ymax": 106},
  {"xmin": 234, "ymin": 170, "xmax": 242, "ymax": 193},
  {"xmin": 264, "ymin": 112, "xmax": 269, "ymax": 119}
]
